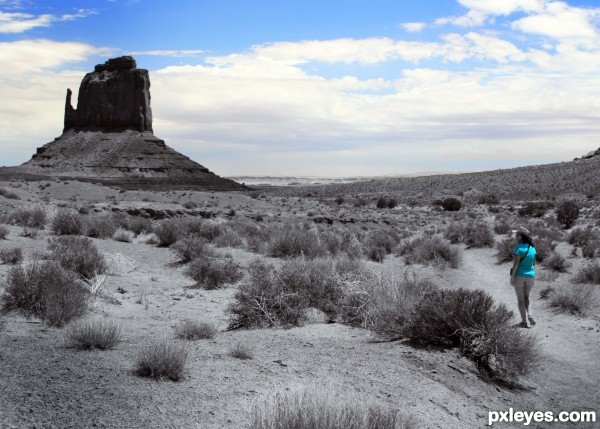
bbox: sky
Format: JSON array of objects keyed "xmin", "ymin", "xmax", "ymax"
[{"xmin": 1, "ymin": 0, "xmax": 600, "ymax": 177}]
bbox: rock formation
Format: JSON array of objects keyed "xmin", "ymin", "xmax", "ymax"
[{"xmin": 20, "ymin": 56, "xmax": 245, "ymax": 191}]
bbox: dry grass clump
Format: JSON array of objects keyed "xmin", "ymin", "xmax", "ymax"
[
  {"xmin": 229, "ymin": 342, "xmax": 254, "ymax": 359},
  {"xmin": 228, "ymin": 258, "xmax": 343, "ymax": 329},
  {"xmin": 568, "ymin": 227, "xmax": 599, "ymax": 247},
  {"xmin": 365, "ymin": 230, "xmax": 401, "ymax": 263},
  {"xmin": 172, "ymin": 236, "xmax": 213, "ymax": 262},
  {"xmin": 541, "ymin": 253, "xmax": 572, "ymax": 273},
  {"xmin": 186, "ymin": 257, "xmax": 243, "ymax": 289},
  {"xmin": 0, "ymin": 248, "xmax": 23, "ymax": 265},
  {"xmin": 249, "ymin": 384, "xmax": 414, "ymax": 429},
  {"xmin": 48, "ymin": 236, "xmax": 107, "ymax": 278},
  {"xmin": 135, "ymin": 339, "xmax": 188, "ymax": 381},
  {"xmin": 444, "ymin": 222, "xmax": 494, "ymax": 248},
  {"xmin": 6, "ymin": 206, "xmax": 47, "ymax": 229},
  {"xmin": 495, "ymin": 238, "xmax": 515, "ymax": 264},
  {"xmin": 174, "ymin": 320, "xmax": 218, "ymax": 340},
  {"xmin": 269, "ymin": 225, "xmax": 327, "ymax": 259},
  {"xmin": 122, "ymin": 216, "xmax": 154, "ymax": 235},
  {"xmin": 66, "ymin": 318, "xmax": 122, "ymax": 350},
  {"xmin": 1, "ymin": 262, "xmax": 88, "ymax": 327},
  {"xmin": 493, "ymin": 220, "xmax": 511, "ymax": 235},
  {"xmin": 573, "ymin": 261, "xmax": 600, "ymax": 284},
  {"xmin": 397, "ymin": 236, "xmax": 462, "ymax": 269},
  {"xmin": 84, "ymin": 215, "xmax": 117, "ymax": 238},
  {"xmin": 112, "ymin": 228, "xmax": 134, "ymax": 243},
  {"xmin": 0, "ymin": 187, "xmax": 20, "ymax": 200},
  {"xmin": 548, "ymin": 284, "xmax": 598, "ymax": 315},
  {"xmin": 51, "ymin": 209, "xmax": 85, "ymax": 235},
  {"xmin": 318, "ymin": 228, "xmax": 364, "ymax": 259},
  {"xmin": 0, "ymin": 225, "xmax": 9, "ymax": 239},
  {"xmin": 154, "ymin": 219, "xmax": 184, "ymax": 247}
]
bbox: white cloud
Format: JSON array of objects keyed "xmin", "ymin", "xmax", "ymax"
[
  {"xmin": 402, "ymin": 22, "xmax": 427, "ymax": 32},
  {"xmin": 0, "ymin": 8, "xmax": 94, "ymax": 33},
  {"xmin": 126, "ymin": 49, "xmax": 204, "ymax": 57}
]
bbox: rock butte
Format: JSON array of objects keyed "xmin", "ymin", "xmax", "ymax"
[{"xmin": 18, "ymin": 56, "xmax": 246, "ymax": 191}]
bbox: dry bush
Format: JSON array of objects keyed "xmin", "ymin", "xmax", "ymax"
[
  {"xmin": 442, "ymin": 197, "xmax": 462, "ymax": 211},
  {"xmin": 185, "ymin": 219, "xmax": 223, "ymax": 241},
  {"xmin": 573, "ymin": 262, "xmax": 600, "ymax": 284},
  {"xmin": 249, "ymin": 384, "xmax": 414, "ymax": 429},
  {"xmin": 541, "ymin": 253, "xmax": 572, "ymax": 273},
  {"xmin": 2, "ymin": 262, "xmax": 88, "ymax": 327},
  {"xmin": 174, "ymin": 320, "xmax": 218, "ymax": 340},
  {"xmin": 228, "ymin": 259, "xmax": 343, "ymax": 329},
  {"xmin": 341, "ymin": 271, "xmax": 435, "ymax": 338},
  {"xmin": 444, "ymin": 222, "xmax": 494, "ymax": 248},
  {"xmin": 269, "ymin": 225, "xmax": 327, "ymax": 259},
  {"xmin": 0, "ymin": 188, "xmax": 20, "ymax": 200},
  {"xmin": 154, "ymin": 219, "xmax": 185, "ymax": 247},
  {"xmin": 0, "ymin": 225, "xmax": 8, "ymax": 240},
  {"xmin": 556, "ymin": 200, "xmax": 580, "ymax": 229},
  {"xmin": 0, "ymin": 248, "xmax": 23, "ymax": 265},
  {"xmin": 172, "ymin": 236, "xmax": 212, "ymax": 262},
  {"xmin": 20, "ymin": 227, "xmax": 38, "ymax": 239},
  {"xmin": 548, "ymin": 284, "xmax": 598, "ymax": 315},
  {"xmin": 66, "ymin": 318, "xmax": 122, "ymax": 350},
  {"xmin": 568, "ymin": 227, "xmax": 599, "ymax": 247},
  {"xmin": 229, "ymin": 342, "xmax": 254, "ymax": 359},
  {"xmin": 84, "ymin": 215, "xmax": 117, "ymax": 238},
  {"xmin": 48, "ymin": 236, "xmax": 107, "ymax": 278},
  {"xmin": 112, "ymin": 228, "xmax": 134, "ymax": 243},
  {"xmin": 365, "ymin": 229, "xmax": 401, "ymax": 262},
  {"xmin": 406, "ymin": 287, "xmax": 541, "ymax": 383},
  {"xmin": 397, "ymin": 236, "xmax": 462, "ymax": 269},
  {"xmin": 495, "ymin": 238, "xmax": 515, "ymax": 264},
  {"xmin": 6, "ymin": 206, "xmax": 47, "ymax": 229},
  {"xmin": 51, "ymin": 209, "xmax": 85, "ymax": 235},
  {"xmin": 532, "ymin": 237, "xmax": 557, "ymax": 263},
  {"xmin": 123, "ymin": 216, "xmax": 153, "ymax": 235},
  {"xmin": 518, "ymin": 201, "xmax": 552, "ymax": 218},
  {"xmin": 186, "ymin": 257, "xmax": 242, "ymax": 289},
  {"xmin": 213, "ymin": 226, "xmax": 245, "ymax": 248},
  {"xmin": 494, "ymin": 221, "xmax": 511, "ymax": 235},
  {"xmin": 319, "ymin": 228, "xmax": 364, "ymax": 259},
  {"xmin": 135, "ymin": 339, "xmax": 188, "ymax": 381},
  {"xmin": 581, "ymin": 241, "xmax": 600, "ymax": 258}
]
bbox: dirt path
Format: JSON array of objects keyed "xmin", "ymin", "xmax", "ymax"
[{"xmin": 442, "ymin": 247, "xmax": 600, "ymax": 422}]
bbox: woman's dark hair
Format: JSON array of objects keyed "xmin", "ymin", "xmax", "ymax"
[{"xmin": 520, "ymin": 234, "xmax": 535, "ymax": 247}]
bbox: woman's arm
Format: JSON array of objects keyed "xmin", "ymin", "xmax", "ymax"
[{"xmin": 510, "ymin": 254, "xmax": 520, "ymax": 283}]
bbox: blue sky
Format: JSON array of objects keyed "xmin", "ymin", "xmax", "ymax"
[{"xmin": 2, "ymin": 0, "xmax": 600, "ymax": 176}]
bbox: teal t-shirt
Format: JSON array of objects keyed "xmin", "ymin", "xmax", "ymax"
[{"xmin": 513, "ymin": 243, "xmax": 536, "ymax": 277}]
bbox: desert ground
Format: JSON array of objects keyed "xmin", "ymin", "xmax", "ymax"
[{"xmin": 0, "ymin": 170, "xmax": 599, "ymax": 429}]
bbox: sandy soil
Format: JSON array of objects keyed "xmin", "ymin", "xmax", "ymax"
[{"xmin": 0, "ymin": 184, "xmax": 599, "ymax": 429}]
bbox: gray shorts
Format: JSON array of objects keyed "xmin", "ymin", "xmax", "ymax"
[{"xmin": 513, "ymin": 276, "xmax": 535, "ymax": 289}]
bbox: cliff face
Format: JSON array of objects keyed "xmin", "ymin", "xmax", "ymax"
[
  {"xmin": 19, "ymin": 56, "xmax": 246, "ymax": 191},
  {"xmin": 64, "ymin": 56, "xmax": 153, "ymax": 132}
]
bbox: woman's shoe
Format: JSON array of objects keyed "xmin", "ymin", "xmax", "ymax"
[
  {"xmin": 516, "ymin": 322, "xmax": 530, "ymax": 328},
  {"xmin": 528, "ymin": 316, "xmax": 536, "ymax": 326}
]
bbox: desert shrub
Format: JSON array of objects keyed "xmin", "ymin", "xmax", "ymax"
[
  {"xmin": 2, "ymin": 262, "xmax": 88, "ymax": 327},
  {"xmin": 212, "ymin": 226, "xmax": 244, "ymax": 248},
  {"xmin": 249, "ymin": 384, "xmax": 412, "ymax": 429},
  {"xmin": 444, "ymin": 222, "xmax": 494, "ymax": 248},
  {"xmin": 406, "ymin": 287, "xmax": 541, "ymax": 382},
  {"xmin": 366, "ymin": 229, "xmax": 401, "ymax": 261},
  {"xmin": 186, "ymin": 257, "xmax": 242, "ymax": 289},
  {"xmin": 7, "ymin": 206, "xmax": 47, "ymax": 229},
  {"xmin": 541, "ymin": 253, "xmax": 572, "ymax": 273},
  {"xmin": 65, "ymin": 319, "xmax": 122, "ymax": 350},
  {"xmin": 0, "ymin": 188, "xmax": 19, "ymax": 199},
  {"xmin": 174, "ymin": 320, "xmax": 218, "ymax": 340},
  {"xmin": 51, "ymin": 209, "xmax": 84, "ymax": 236},
  {"xmin": 573, "ymin": 262, "xmax": 600, "ymax": 284},
  {"xmin": 48, "ymin": 236, "xmax": 107, "ymax": 278},
  {"xmin": 186, "ymin": 220, "xmax": 223, "ymax": 242},
  {"xmin": 518, "ymin": 201, "xmax": 552, "ymax": 218},
  {"xmin": 442, "ymin": 197, "xmax": 462, "ymax": 211},
  {"xmin": 366, "ymin": 245, "xmax": 387, "ymax": 263},
  {"xmin": 135, "ymin": 339, "xmax": 187, "ymax": 381},
  {"xmin": 112, "ymin": 228, "xmax": 134, "ymax": 243},
  {"xmin": 318, "ymin": 228, "xmax": 363, "ymax": 259},
  {"xmin": 269, "ymin": 225, "xmax": 327, "ymax": 259},
  {"xmin": 556, "ymin": 200, "xmax": 580, "ymax": 229},
  {"xmin": 533, "ymin": 237, "xmax": 556, "ymax": 263},
  {"xmin": 548, "ymin": 284, "xmax": 598, "ymax": 315},
  {"xmin": 124, "ymin": 216, "xmax": 153, "ymax": 235},
  {"xmin": 20, "ymin": 228, "xmax": 38, "ymax": 239},
  {"xmin": 568, "ymin": 227, "xmax": 599, "ymax": 247},
  {"xmin": 0, "ymin": 225, "xmax": 8, "ymax": 240},
  {"xmin": 494, "ymin": 221, "xmax": 511, "ymax": 235},
  {"xmin": 479, "ymin": 194, "xmax": 500, "ymax": 205},
  {"xmin": 84, "ymin": 215, "xmax": 117, "ymax": 238},
  {"xmin": 182, "ymin": 201, "xmax": 198, "ymax": 209},
  {"xmin": 582, "ymin": 241, "xmax": 600, "ymax": 258},
  {"xmin": 341, "ymin": 271, "xmax": 435, "ymax": 337},
  {"xmin": 495, "ymin": 238, "xmax": 515, "ymax": 264},
  {"xmin": 335, "ymin": 195, "xmax": 345, "ymax": 205},
  {"xmin": 376, "ymin": 197, "xmax": 388, "ymax": 209},
  {"xmin": 0, "ymin": 248, "xmax": 23, "ymax": 265},
  {"xmin": 172, "ymin": 236, "xmax": 212, "ymax": 262},
  {"xmin": 229, "ymin": 342, "xmax": 254, "ymax": 359},
  {"xmin": 398, "ymin": 236, "xmax": 461, "ymax": 269},
  {"xmin": 154, "ymin": 219, "xmax": 184, "ymax": 247},
  {"xmin": 432, "ymin": 199, "xmax": 443, "ymax": 207},
  {"xmin": 228, "ymin": 259, "xmax": 343, "ymax": 329}
]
